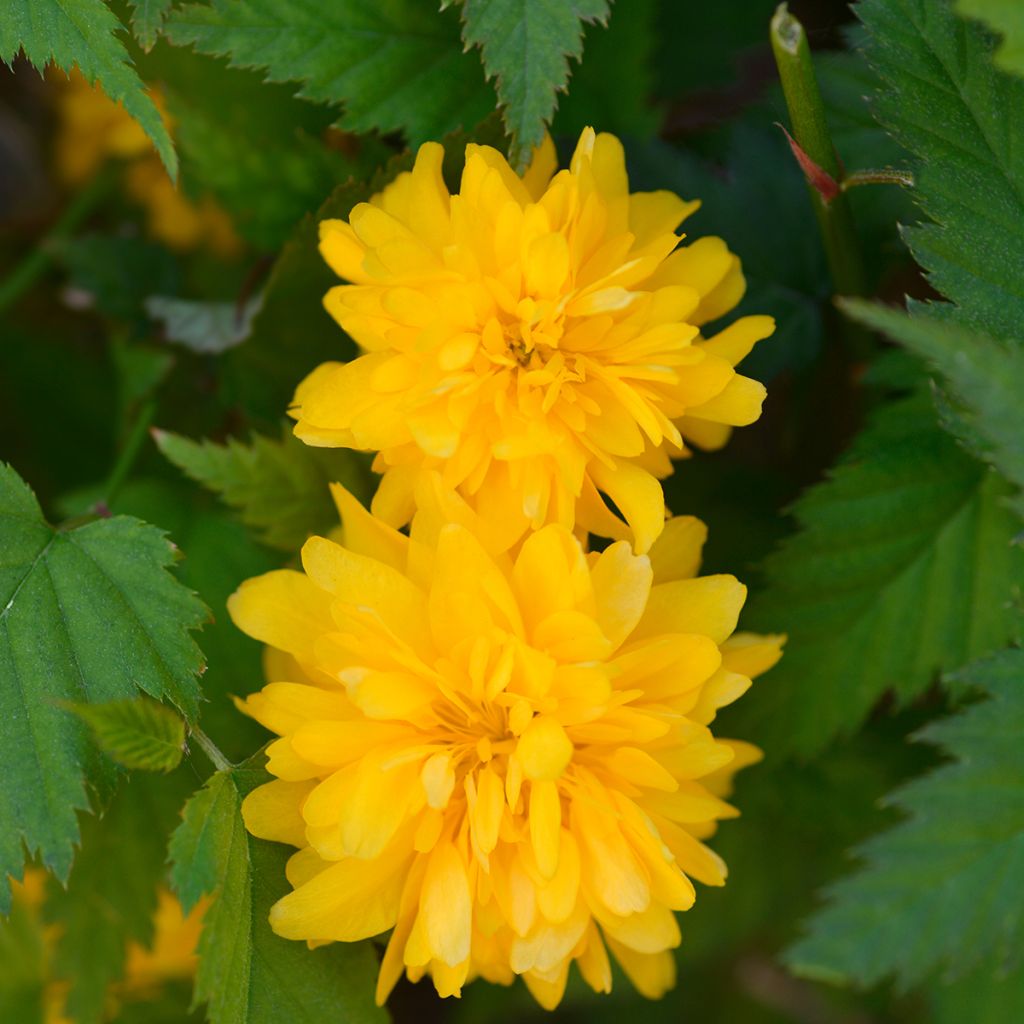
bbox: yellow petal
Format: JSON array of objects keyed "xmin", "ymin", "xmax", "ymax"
[
  {"xmin": 517, "ymin": 717, "xmax": 573, "ymax": 781},
  {"xmin": 647, "ymin": 515, "xmax": 707, "ymax": 584},
  {"xmin": 529, "ymin": 780, "xmax": 562, "ymax": 880},
  {"xmin": 227, "ymin": 570, "xmax": 332, "ymax": 661},
  {"xmin": 420, "ymin": 842, "xmax": 472, "ymax": 966},
  {"xmin": 635, "ymin": 575, "xmax": 746, "ymax": 644},
  {"xmin": 241, "ymin": 780, "xmax": 314, "ymax": 847}
]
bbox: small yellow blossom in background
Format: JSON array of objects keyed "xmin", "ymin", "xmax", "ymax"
[
  {"xmin": 10, "ymin": 870, "xmax": 205, "ymax": 1023},
  {"xmin": 53, "ymin": 68, "xmax": 239, "ymax": 256},
  {"xmin": 292, "ymin": 128, "xmax": 774, "ymax": 553},
  {"xmin": 228, "ymin": 479, "xmax": 782, "ymax": 1008}
]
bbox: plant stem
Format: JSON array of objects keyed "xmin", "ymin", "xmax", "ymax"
[
  {"xmin": 0, "ymin": 170, "xmax": 113, "ymax": 316},
  {"xmin": 103, "ymin": 399, "xmax": 156, "ymax": 505},
  {"xmin": 771, "ymin": 4, "xmax": 869, "ymax": 309},
  {"xmin": 190, "ymin": 727, "xmax": 233, "ymax": 772}
]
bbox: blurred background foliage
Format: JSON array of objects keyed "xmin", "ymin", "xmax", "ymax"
[{"xmin": 1, "ymin": 0, "xmax": 1022, "ymax": 1021}]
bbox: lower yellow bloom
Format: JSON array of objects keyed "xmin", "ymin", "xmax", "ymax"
[
  {"xmin": 52, "ymin": 68, "xmax": 239, "ymax": 256},
  {"xmin": 229, "ymin": 479, "xmax": 782, "ymax": 1008}
]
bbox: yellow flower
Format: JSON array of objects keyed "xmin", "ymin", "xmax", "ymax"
[
  {"xmin": 292, "ymin": 128, "xmax": 773, "ymax": 553},
  {"xmin": 229, "ymin": 479, "xmax": 782, "ymax": 1008},
  {"xmin": 52, "ymin": 68, "xmax": 239, "ymax": 256},
  {"xmin": 10, "ymin": 870, "xmax": 205, "ymax": 1023}
]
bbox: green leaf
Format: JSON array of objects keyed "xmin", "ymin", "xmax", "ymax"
[
  {"xmin": 787, "ymin": 649, "xmax": 1024, "ymax": 987},
  {"xmin": 459, "ymin": 0, "xmax": 609, "ymax": 166},
  {"xmin": 0, "ymin": 0, "xmax": 176, "ymax": 177},
  {"xmin": 165, "ymin": 0, "xmax": 492, "ymax": 145},
  {"xmin": 66, "ymin": 697, "xmax": 186, "ymax": 773},
  {"xmin": 956, "ymin": 1, "xmax": 1024, "ymax": 77},
  {"xmin": 93, "ymin": 479, "xmax": 279, "ymax": 762},
  {"xmin": 169, "ymin": 768, "xmax": 386, "ymax": 1024},
  {"xmin": 129, "ymin": 0, "xmax": 176, "ymax": 51},
  {"xmin": 46, "ymin": 771, "xmax": 193, "ymax": 1024},
  {"xmin": 859, "ymin": 0, "xmax": 1024, "ymax": 340},
  {"xmin": 154, "ymin": 427, "xmax": 370, "ymax": 551},
  {"xmin": 729, "ymin": 383, "xmax": 1024, "ymax": 758},
  {"xmin": 0, "ymin": 463, "xmax": 206, "ymax": 911},
  {"xmin": 841, "ymin": 299, "xmax": 1024, "ymax": 515}
]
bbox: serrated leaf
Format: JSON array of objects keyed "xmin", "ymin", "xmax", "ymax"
[
  {"xmin": 129, "ymin": 0, "xmax": 176, "ymax": 51},
  {"xmin": 786, "ymin": 649, "xmax": 1024, "ymax": 988},
  {"xmin": 154, "ymin": 427, "xmax": 370, "ymax": 551},
  {"xmin": 841, "ymin": 299, "xmax": 1024, "ymax": 516},
  {"xmin": 956, "ymin": 1, "xmax": 1024, "ymax": 77},
  {"xmin": 859, "ymin": 0, "xmax": 1024, "ymax": 341},
  {"xmin": 165, "ymin": 0, "xmax": 492, "ymax": 145},
  {"xmin": 0, "ymin": 463, "xmax": 206, "ymax": 911},
  {"xmin": 66, "ymin": 697, "xmax": 185, "ymax": 773},
  {"xmin": 729, "ymin": 385, "xmax": 1024, "ymax": 758},
  {"xmin": 46, "ymin": 771, "xmax": 193, "ymax": 1024},
  {"xmin": 459, "ymin": 0, "xmax": 609, "ymax": 166},
  {"xmin": 0, "ymin": 0, "xmax": 176, "ymax": 177},
  {"xmin": 168, "ymin": 769, "xmax": 385, "ymax": 1024}
]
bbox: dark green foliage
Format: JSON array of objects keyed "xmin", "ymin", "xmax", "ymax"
[
  {"xmin": 732, "ymin": 380, "xmax": 1024, "ymax": 756},
  {"xmin": 45, "ymin": 771, "xmax": 193, "ymax": 1023},
  {"xmin": 165, "ymin": 0, "xmax": 492, "ymax": 144},
  {"xmin": 787, "ymin": 650, "xmax": 1024, "ymax": 987},
  {"xmin": 860, "ymin": 0, "xmax": 1024, "ymax": 340}
]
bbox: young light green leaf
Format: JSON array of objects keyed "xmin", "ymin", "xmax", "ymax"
[
  {"xmin": 66, "ymin": 697, "xmax": 186, "ymax": 773},
  {"xmin": 165, "ymin": 0, "xmax": 492, "ymax": 144},
  {"xmin": 46, "ymin": 771, "xmax": 193, "ymax": 1024},
  {"xmin": 840, "ymin": 298, "xmax": 1024, "ymax": 513},
  {"xmin": 956, "ymin": 1, "xmax": 1024, "ymax": 78},
  {"xmin": 731, "ymin": 384, "xmax": 1024, "ymax": 758},
  {"xmin": 787, "ymin": 649, "xmax": 1024, "ymax": 988},
  {"xmin": 0, "ymin": 0, "xmax": 176, "ymax": 177},
  {"xmin": 153, "ymin": 427, "xmax": 370, "ymax": 551},
  {"xmin": 129, "ymin": 0, "xmax": 176, "ymax": 51},
  {"xmin": 168, "ymin": 769, "xmax": 385, "ymax": 1024},
  {"xmin": 0, "ymin": 463, "xmax": 206, "ymax": 912},
  {"xmin": 459, "ymin": 0, "xmax": 610, "ymax": 166},
  {"xmin": 860, "ymin": 0, "xmax": 1024, "ymax": 340}
]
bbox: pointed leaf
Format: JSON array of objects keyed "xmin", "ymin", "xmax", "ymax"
[
  {"xmin": 0, "ymin": 0, "xmax": 176, "ymax": 176},
  {"xmin": 66, "ymin": 697, "xmax": 186, "ymax": 773},
  {"xmin": 0, "ymin": 463, "xmax": 206, "ymax": 911}
]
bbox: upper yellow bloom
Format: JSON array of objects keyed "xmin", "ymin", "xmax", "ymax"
[
  {"xmin": 53, "ymin": 68, "xmax": 239, "ymax": 255},
  {"xmin": 229, "ymin": 478, "xmax": 782, "ymax": 1009},
  {"xmin": 292, "ymin": 128, "xmax": 773, "ymax": 553}
]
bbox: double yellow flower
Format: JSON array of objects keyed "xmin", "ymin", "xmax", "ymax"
[{"xmin": 230, "ymin": 129, "xmax": 781, "ymax": 1008}]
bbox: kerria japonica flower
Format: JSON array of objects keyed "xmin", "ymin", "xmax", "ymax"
[
  {"xmin": 228, "ymin": 478, "xmax": 783, "ymax": 1008},
  {"xmin": 291, "ymin": 128, "xmax": 774, "ymax": 554}
]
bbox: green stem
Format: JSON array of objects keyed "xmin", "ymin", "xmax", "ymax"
[
  {"xmin": 0, "ymin": 170, "xmax": 114, "ymax": 316},
  {"xmin": 190, "ymin": 727, "xmax": 233, "ymax": 772},
  {"xmin": 103, "ymin": 399, "xmax": 156, "ymax": 505},
  {"xmin": 771, "ymin": 4, "xmax": 869, "ymax": 311}
]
